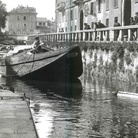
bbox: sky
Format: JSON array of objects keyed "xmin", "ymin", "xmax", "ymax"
[{"xmin": 2, "ymin": 0, "xmax": 55, "ymax": 20}]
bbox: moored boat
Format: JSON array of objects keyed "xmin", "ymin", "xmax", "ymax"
[{"xmin": 0, "ymin": 44, "xmax": 83, "ymax": 82}]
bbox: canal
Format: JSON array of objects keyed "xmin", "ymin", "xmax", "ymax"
[{"xmin": 1, "ymin": 72, "xmax": 138, "ymax": 138}]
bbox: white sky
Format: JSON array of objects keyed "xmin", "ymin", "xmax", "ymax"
[{"xmin": 2, "ymin": 0, "xmax": 55, "ymax": 20}]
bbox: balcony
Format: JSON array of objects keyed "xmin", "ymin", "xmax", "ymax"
[
  {"xmin": 73, "ymin": 0, "xmax": 83, "ymax": 5},
  {"xmin": 57, "ymin": 2, "xmax": 66, "ymax": 12}
]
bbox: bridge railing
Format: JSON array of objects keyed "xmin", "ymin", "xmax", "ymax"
[{"xmin": 28, "ymin": 25, "xmax": 138, "ymax": 42}]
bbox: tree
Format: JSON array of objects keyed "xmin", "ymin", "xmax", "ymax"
[{"xmin": 0, "ymin": 0, "xmax": 7, "ymax": 32}]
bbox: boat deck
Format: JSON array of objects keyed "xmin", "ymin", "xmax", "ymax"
[{"xmin": 0, "ymin": 89, "xmax": 38, "ymax": 138}]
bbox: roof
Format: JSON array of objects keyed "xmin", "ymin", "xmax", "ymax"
[
  {"xmin": 9, "ymin": 5, "xmax": 37, "ymax": 14},
  {"xmin": 37, "ymin": 17, "xmax": 48, "ymax": 22}
]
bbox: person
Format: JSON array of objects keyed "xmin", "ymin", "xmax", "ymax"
[
  {"xmin": 61, "ymin": 28, "xmax": 64, "ymax": 32},
  {"xmin": 130, "ymin": 17, "xmax": 136, "ymax": 40},
  {"xmin": 84, "ymin": 23, "xmax": 91, "ymax": 40},
  {"xmin": 134, "ymin": 12, "xmax": 138, "ymax": 24},
  {"xmin": 114, "ymin": 19, "xmax": 121, "ymax": 41},
  {"xmin": 95, "ymin": 21, "xmax": 106, "ymax": 40},
  {"xmin": 96, "ymin": 20, "xmax": 106, "ymax": 28},
  {"xmin": 22, "ymin": 40, "xmax": 27, "ymax": 45},
  {"xmin": 32, "ymin": 36, "xmax": 44, "ymax": 53}
]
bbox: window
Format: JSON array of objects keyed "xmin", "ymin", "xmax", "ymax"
[
  {"xmin": 17, "ymin": 16, "xmax": 20, "ymax": 20},
  {"xmin": 106, "ymin": 0, "xmax": 109, "ymax": 10},
  {"xmin": 98, "ymin": 0, "xmax": 102, "ymax": 12},
  {"xmin": 90, "ymin": 2, "xmax": 94, "ymax": 14},
  {"xmin": 70, "ymin": 26, "xmax": 72, "ymax": 31},
  {"xmin": 70, "ymin": 9, "xmax": 73, "ymax": 20},
  {"xmin": 65, "ymin": 27, "xmax": 67, "ymax": 32},
  {"xmin": 114, "ymin": 0, "xmax": 118, "ymax": 8},
  {"xmin": 24, "ymin": 24, "xmax": 26, "ymax": 29},
  {"xmin": 39, "ymin": 22, "xmax": 42, "ymax": 25},
  {"xmin": 114, "ymin": 17, "xmax": 118, "ymax": 22},
  {"xmin": 106, "ymin": 18, "xmax": 109, "ymax": 27},
  {"xmin": 90, "ymin": 2, "xmax": 96, "ymax": 15},
  {"xmin": 75, "ymin": 25, "xmax": 77, "ymax": 31},
  {"xmin": 24, "ymin": 16, "xmax": 26, "ymax": 20},
  {"xmin": 43, "ymin": 23, "xmax": 45, "ymax": 26},
  {"xmin": 91, "ymin": 22, "xmax": 94, "ymax": 29},
  {"xmin": 85, "ymin": 4, "xmax": 89, "ymax": 16}
]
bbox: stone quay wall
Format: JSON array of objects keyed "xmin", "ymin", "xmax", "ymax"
[{"xmin": 44, "ymin": 41, "xmax": 138, "ymax": 85}]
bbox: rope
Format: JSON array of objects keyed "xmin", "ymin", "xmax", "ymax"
[
  {"xmin": 15, "ymin": 44, "xmax": 42, "ymax": 75},
  {"xmin": 15, "ymin": 52, "xmax": 34, "ymax": 75}
]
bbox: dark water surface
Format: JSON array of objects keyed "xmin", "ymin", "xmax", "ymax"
[{"xmin": 1, "ymin": 74, "xmax": 138, "ymax": 138}]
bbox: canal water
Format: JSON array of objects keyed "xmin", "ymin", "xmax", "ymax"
[{"xmin": 1, "ymin": 73, "xmax": 138, "ymax": 138}]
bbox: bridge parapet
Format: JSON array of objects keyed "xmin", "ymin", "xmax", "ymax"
[{"xmin": 28, "ymin": 25, "xmax": 138, "ymax": 43}]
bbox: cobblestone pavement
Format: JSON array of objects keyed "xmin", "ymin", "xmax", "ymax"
[{"xmin": 0, "ymin": 90, "xmax": 37, "ymax": 138}]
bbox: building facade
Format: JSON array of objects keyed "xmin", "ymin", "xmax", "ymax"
[
  {"xmin": 55, "ymin": 0, "xmax": 138, "ymax": 32},
  {"xmin": 6, "ymin": 6, "xmax": 37, "ymax": 35},
  {"xmin": 35, "ymin": 17, "xmax": 56, "ymax": 33},
  {"xmin": 6, "ymin": 6, "xmax": 56, "ymax": 36},
  {"xmin": 37, "ymin": 17, "xmax": 48, "ymax": 26}
]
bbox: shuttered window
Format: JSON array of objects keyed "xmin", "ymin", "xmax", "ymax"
[
  {"xmin": 91, "ymin": 2, "xmax": 96, "ymax": 15},
  {"xmin": 106, "ymin": 0, "xmax": 109, "ymax": 10},
  {"xmin": 70, "ymin": 9, "xmax": 73, "ymax": 20},
  {"xmin": 91, "ymin": 22, "xmax": 94, "ymax": 29},
  {"xmin": 106, "ymin": 18, "xmax": 109, "ymax": 27},
  {"xmin": 98, "ymin": 0, "xmax": 102, "ymax": 12},
  {"xmin": 114, "ymin": 0, "xmax": 118, "ymax": 8},
  {"xmin": 90, "ymin": 2, "xmax": 94, "ymax": 14}
]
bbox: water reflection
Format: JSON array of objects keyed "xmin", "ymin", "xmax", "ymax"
[
  {"xmin": 1, "ymin": 75, "xmax": 138, "ymax": 137},
  {"xmin": 3, "ymin": 77, "xmax": 83, "ymax": 138}
]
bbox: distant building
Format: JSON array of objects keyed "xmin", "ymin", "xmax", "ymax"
[
  {"xmin": 37, "ymin": 17, "xmax": 48, "ymax": 26},
  {"xmin": 35, "ymin": 18, "xmax": 56, "ymax": 33},
  {"xmin": 6, "ymin": 6, "xmax": 56, "ymax": 36},
  {"xmin": 55, "ymin": 0, "xmax": 138, "ymax": 32},
  {"xmin": 6, "ymin": 5, "xmax": 37, "ymax": 35}
]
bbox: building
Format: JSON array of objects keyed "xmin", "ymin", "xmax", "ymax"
[
  {"xmin": 35, "ymin": 17, "xmax": 56, "ymax": 33},
  {"xmin": 37, "ymin": 17, "xmax": 48, "ymax": 26},
  {"xmin": 6, "ymin": 6, "xmax": 37, "ymax": 35},
  {"xmin": 55, "ymin": 0, "xmax": 138, "ymax": 32},
  {"xmin": 6, "ymin": 6, "xmax": 56, "ymax": 36}
]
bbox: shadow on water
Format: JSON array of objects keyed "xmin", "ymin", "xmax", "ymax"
[{"xmin": 5, "ymin": 77, "xmax": 83, "ymax": 99}]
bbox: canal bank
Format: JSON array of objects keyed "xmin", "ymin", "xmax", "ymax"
[{"xmin": 0, "ymin": 89, "xmax": 38, "ymax": 138}]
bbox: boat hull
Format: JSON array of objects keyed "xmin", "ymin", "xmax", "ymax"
[{"xmin": 5, "ymin": 45, "xmax": 83, "ymax": 82}]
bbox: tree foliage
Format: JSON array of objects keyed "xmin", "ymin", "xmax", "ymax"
[{"xmin": 0, "ymin": 0, "xmax": 7, "ymax": 32}]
